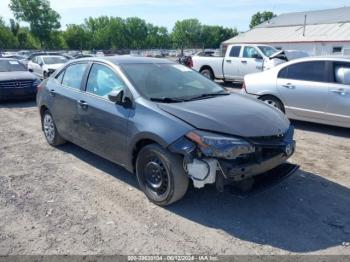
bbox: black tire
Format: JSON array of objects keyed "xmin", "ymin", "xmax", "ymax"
[
  {"xmin": 200, "ymin": 68, "xmax": 214, "ymax": 80},
  {"xmin": 259, "ymin": 95, "xmax": 285, "ymax": 113},
  {"xmin": 136, "ymin": 144, "xmax": 189, "ymax": 206},
  {"xmin": 42, "ymin": 110, "xmax": 66, "ymax": 146}
]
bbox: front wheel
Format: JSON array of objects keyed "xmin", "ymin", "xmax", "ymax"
[
  {"xmin": 136, "ymin": 144, "xmax": 189, "ymax": 206},
  {"xmin": 200, "ymin": 69, "xmax": 214, "ymax": 80},
  {"xmin": 259, "ymin": 95, "xmax": 285, "ymax": 113},
  {"xmin": 42, "ymin": 110, "xmax": 66, "ymax": 146}
]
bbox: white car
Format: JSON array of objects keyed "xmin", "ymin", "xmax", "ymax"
[
  {"xmin": 242, "ymin": 57, "xmax": 350, "ymax": 128},
  {"xmin": 28, "ymin": 55, "xmax": 68, "ymax": 79}
]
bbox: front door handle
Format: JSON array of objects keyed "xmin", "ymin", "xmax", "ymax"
[
  {"xmin": 282, "ymin": 83, "xmax": 295, "ymax": 89},
  {"xmin": 77, "ymin": 100, "xmax": 88, "ymax": 109},
  {"xmin": 241, "ymin": 60, "xmax": 247, "ymax": 64},
  {"xmin": 226, "ymin": 59, "xmax": 232, "ymax": 63},
  {"xmin": 330, "ymin": 89, "xmax": 347, "ymax": 96}
]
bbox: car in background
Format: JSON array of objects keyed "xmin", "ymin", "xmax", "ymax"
[
  {"xmin": 28, "ymin": 55, "xmax": 68, "ymax": 79},
  {"xmin": 21, "ymin": 52, "xmax": 62, "ymax": 67},
  {"xmin": 37, "ymin": 56, "xmax": 298, "ymax": 206},
  {"xmin": 192, "ymin": 44, "xmax": 287, "ymax": 83},
  {"xmin": 242, "ymin": 57, "xmax": 350, "ymax": 128},
  {"xmin": 0, "ymin": 58, "xmax": 40, "ymax": 101}
]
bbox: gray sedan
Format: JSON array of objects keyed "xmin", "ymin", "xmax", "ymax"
[
  {"xmin": 37, "ymin": 56, "xmax": 298, "ymax": 205},
  {"xmin": 242, "ymin": 57, "xmax": 350, "ymax": 128}
]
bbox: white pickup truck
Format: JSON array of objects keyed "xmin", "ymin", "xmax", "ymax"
[{"xmin": 192, "ymin": 44, "xmax": 289, "ymax": 83}]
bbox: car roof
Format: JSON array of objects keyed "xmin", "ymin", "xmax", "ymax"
[
  {"xmin": 39, "ymin": 55, "xmax": 66, "ymax": 59},
  {"xmin": 0, "ymin": 58, "xmax": 20, "ymax": 61},
  {"xmin": 75, "ymin": 55, "xmax": 174, "ymax": 65},
  {"xmin": 288, "ymin": 56, "xmax": 350, "ymax": 63}
]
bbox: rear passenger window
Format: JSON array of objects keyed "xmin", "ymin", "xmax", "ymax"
[
  {"xmin": 229, "ymin": 46, "xmax": 241, "ymax": 57},
  {"xmin": 62, "ymin": 63, "xmax": 88, "ymax": 89},
  {"xmin": 278, "ymin": 61, "xmax": 325, "ymax": 82}
]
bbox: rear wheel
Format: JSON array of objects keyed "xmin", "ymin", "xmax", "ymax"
[
  {"xmin": 259, "ymin": 95, "xmax": 285, "ymax": 113},
  {"xmin": 136, "ymin": 144, "xmax": 189, "ymax": 206},
  {"xmin": 42, "ymin": 110, "xmax": 66, "ymax": 146},
  {"xmin": 200, "ymin": 68, "xmax": 214, "ymax": 80}
]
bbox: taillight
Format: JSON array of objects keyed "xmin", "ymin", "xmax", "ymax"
[{"xmin": 187, "ymin": 57, "xmax": 193, "ymax": 68}]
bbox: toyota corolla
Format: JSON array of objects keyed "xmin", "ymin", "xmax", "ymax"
[{"xmin": 37, "ymin": 56, "xmax": 298, "ymax": 206}]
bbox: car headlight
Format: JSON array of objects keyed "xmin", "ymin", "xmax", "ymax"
[{"xmin": 186, "ymin": 130, "xmax": 255, "ymax": 159}]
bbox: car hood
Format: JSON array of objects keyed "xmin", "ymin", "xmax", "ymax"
[
  {"xmin": 0, "ymin": 71, "xmax": 37, "ymax": 81},
  {"xmin": 157, "ymin": 94, "xmax": 290, "ymax": 137}
]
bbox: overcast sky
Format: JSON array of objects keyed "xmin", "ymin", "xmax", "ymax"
[{"xmin": 1, "ymin": 0, "xmax": 349, "ymax": 31}]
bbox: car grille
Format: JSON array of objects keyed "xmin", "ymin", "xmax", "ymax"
[{"xmin": 0, "ymin": 80, "xmax": 33, "ymax": 89}]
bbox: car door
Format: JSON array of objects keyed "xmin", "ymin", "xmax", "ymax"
[
  {"xmin": 238, "ymin": 45, "xmax": 264, "ymax": 78},
  {"xmin": 77, "ymin": 63, "xmax": 131, "ymax": 165},
  {"xmin": 28, "ymin": 57, "xmax": 39, "ymax": 76},
  {"xmin": 36, "ymin": 57, "xmax": 44, "ymax": 77},
  {"xmin": 325, "ymin": 62, "xmax": 350, "ymax": 126},
  {"xmin": 276, "ymin": 60, "xmax": 328, "ymax": 119},
  {"xmin": 49, "ymin": 62, "xmax": 89, "ymax": 144},
  {"xmin": 223, "ymin": 45, "xmax": 241, "ymax": 80}
]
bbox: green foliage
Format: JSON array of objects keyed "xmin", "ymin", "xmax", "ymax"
[
  {"xmin": 172, "ymin": 19, "xmax": 202, "ymax": 50},
  {"xmin": 249, "ymin": 11, "xmax": 276, "ymax": 29},
  {"xmin": 1, "ymin": 0, "xmax": 238, "ymax": 51},
  {"xmin": 9, "ymin": 0, "xmax": 61, "ymax": 47}
]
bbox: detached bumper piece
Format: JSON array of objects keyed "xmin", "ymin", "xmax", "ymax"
[{"xmin": 220, "ymin": 162, "xmax": 299, "ymax": 197}]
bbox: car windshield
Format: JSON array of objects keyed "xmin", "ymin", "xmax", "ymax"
[
  {"xmin": 258, "ymin": 46, "xmax": 277, "ymax": 57},
  {"xmin": 121, "ymin": 63, "xmax": 225, "ymax": 101},
  {"xmin": 43, "ymin": 56, "xmax": 68, "ymax": 65},
  {"xmin": 0, "ymin": 60, "xmax": 26, "ymax": 72}
]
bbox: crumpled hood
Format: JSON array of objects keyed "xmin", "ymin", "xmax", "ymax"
[
  {"xmin": 0, "ymin": 71, "xmax": 37, "ymax": 81},
  {"xmin": 157, "ymin": 94, "xmax": 290, "ymax": 137}
]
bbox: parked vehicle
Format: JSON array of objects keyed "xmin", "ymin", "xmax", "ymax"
[
  {"xmin": 37, "ymin": 56, "xmax": 298, "ymax": 205},
  {"xmin": 177, "ymin": 55, "xmax": 193, "ymax": 68},
  {"xmin": 192, "ymin": 44, "xmax": 286, "ymax": 82},
  {"xmin": 28, "ymin": 55, "xmax": 68, "ymax": 79},
  {"xmin": 0, "ymin": 58, "xmax": 40, "ymax": 100},
  {"xmin": 242, "ymin": 57, "xmax": 350, "ymax": 128},
  {"xmin": 21, "ymin": 52, "xmax": 62, "ymax": 67}
]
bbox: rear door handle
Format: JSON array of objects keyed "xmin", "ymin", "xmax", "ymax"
[
  {"xmin": 330, "ymin": 88, "xmax": 347, "ymax": 96},
  {"xmin": 241, "ymin": 60, "xmax": 247, "ymax": 64},
  {"xmin": 49, "ymin": 89, "xmax": 55, "ymax": 96},
  {"xmin": 282, "ymin": 83, "xmax": 295, "ymax": 89},
  {"xmin": 226, "ymin": 59, "xmax": 232, "ymax": 63},
  {"xmin": 77, "ymin": 100, "xmax": 88, "ymax": 109}
]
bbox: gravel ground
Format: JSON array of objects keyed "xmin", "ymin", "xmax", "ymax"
[{"xmin": 0, "ymin": 93, "xmax": 350, "ymax": 255}]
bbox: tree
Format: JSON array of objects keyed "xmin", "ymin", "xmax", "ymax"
[
  {"xmin": 172, "ymin": 19, "xmax": 202, "ymax": 53},
  {"xmin": 0, "ymin": 16, "xmax": 18, "ymax": 49},
  {"xmin": 9, "ymin": 0, "xmax": 61, "ymax": 48},
  {"xmin": 125, "ymin": 17, "xmax": 148, "ymax": 49},
  {"xmin": 200, "ymin": 25, "xmax": 238, "ymax": 48},
  {"xmin": 249, "ymin": 11, "xmax": 276, "ymax": 29},
  {"xmin": 64, "ymin": 24, "xmax": 90, "ymax": 50}
]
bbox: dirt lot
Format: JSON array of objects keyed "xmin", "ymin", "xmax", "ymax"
[{"xmin": 0, "ymin": 94, "xmax": 350, "ymax": 255}]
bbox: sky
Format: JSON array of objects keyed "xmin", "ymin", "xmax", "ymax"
[{"xmin": 1, "ymin": 0, "xmax": 350, "ymax": 31}]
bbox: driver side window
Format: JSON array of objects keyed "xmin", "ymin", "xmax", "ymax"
[
  {"xmin": 243, "ymin": 46, "xmax": 261, "ymax": 59},
  {"xmin": 86, "ymin": 64, "xmax": 126, "ymax": 98}
]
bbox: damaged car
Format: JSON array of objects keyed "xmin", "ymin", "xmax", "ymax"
[{"xmin": 37, "ymin": 56, "xmax": 298, "ymax": 206}]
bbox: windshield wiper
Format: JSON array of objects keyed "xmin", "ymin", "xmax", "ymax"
[
  {"xmin": 150, "ymin": 97, "xmax": 185, "ymax": 103},
  {"xmin": 184, "ymin": 91, "xmax": 230, "ymax": 101}
]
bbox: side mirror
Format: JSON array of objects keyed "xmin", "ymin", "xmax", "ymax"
[
  {"xmin": 28, "ymin": 68, "xmax": 33, "ymax": 72},
  {"xmin": 108, "ymin": 89, "xmax": 124, "ymax": 104}
]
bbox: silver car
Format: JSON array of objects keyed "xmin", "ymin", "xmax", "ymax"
[{"xmin": 242, "ymin": 57, "xmax": 350, "ymax": 128}]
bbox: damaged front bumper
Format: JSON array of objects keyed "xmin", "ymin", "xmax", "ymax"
[{"xmin": 169, "ymin": 126, "xmax": 298, "ymax": 193}]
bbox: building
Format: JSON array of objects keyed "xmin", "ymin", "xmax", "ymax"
[{"xmin": 222, "ymin": 7, "xmax": 350, "ymax": 56}]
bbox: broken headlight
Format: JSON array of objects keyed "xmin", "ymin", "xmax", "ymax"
[{"xmin": 186, "ymin": 130, "xmax": 255, "ymax": 160}]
